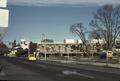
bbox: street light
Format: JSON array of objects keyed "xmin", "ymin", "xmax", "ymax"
[{"xmin": 42, "ymin": 33, "xmax": 47, "ymax": 60}]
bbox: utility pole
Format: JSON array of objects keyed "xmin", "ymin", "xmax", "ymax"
[
  {"xmin": 28, "ymin": 42, "xmax": 30, "ymax": 55},
  {"xmin": 42, "ymin": 33, "xmax": 47, "ymax": 60},
  {"xmin": 106, "ymin": 54, "xmax": 109, "ymax": 67}
]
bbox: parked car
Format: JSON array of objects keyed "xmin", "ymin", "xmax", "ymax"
[{"xmin": 99, "ymin": 51, "xmax": 106, "ymax": 59}]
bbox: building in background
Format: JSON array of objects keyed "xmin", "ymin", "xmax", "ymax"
[
  {"xmin": 64, "ymin": 39, "xmax": 77, "ymax": 44},
  {"xmin": 89, "ymin": 39, "xmax": 105, "ymax": 44}
]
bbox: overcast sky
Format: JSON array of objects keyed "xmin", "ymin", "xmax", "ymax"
[{"xmin": 3, "ymin": 0, "xmax": 120, "ymax": 43}]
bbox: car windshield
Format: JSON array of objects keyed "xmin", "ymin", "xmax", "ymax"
[{"xmin": 0, "ymin": 0, "xmax": 120, "ymax": 81}]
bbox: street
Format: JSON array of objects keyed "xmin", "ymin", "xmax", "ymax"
[{"xmin": 0, "ymin": 56, "xmax": 120, "ymax": 81}]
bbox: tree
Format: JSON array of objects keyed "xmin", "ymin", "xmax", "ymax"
[
  {"xmin": 0, "ymin": 42, "xmax": 9, "ymax": 55},
  {"xmin": 90, "ymin": 4, "xmax": 120, "ymax": 51},
  {"xmin": 16, "ymin": 43, "xmax": 20, "ymax": 47},
  {"xmin": 70, "ymin": 22, "xmax": 89, "ymax": 54},
  {"xmin": 89, "ymin": 30, "xmax": 102, "ymax": 52},
  {"xmin": 70, "ymin": 22, "xmax": 87, "ymax": 46},
  {"xmin": 41, "ymin": 39, "xmax": 54, "ymax": 43},
  {"xmin": 0, "ymin": 34, "xmax": 3, "ymax": 43},
  {"xmin": 29, "ymin": 42, "xmax": 37, "ymax": 54},
  {"xmin": 89, "ymin": 30, "xmax": 102, "ymax": 43},
  {"xmin": 12, "ymin": 40, "xmax": 17, "ymax": 48},
  {"xmin": 15, "ymin": 48, "xmax": 28, "ymax": 57}
]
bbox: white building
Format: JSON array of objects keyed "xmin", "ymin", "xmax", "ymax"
[
  {"xmin": 64, "ymin": 39, "xmax": 77, "ymax": 44},
  {"xmin": 89, "ymin": 39, "xmax": 105, "ymax": 44},
  {"xmin": 20, "ymin": 39, "xmax": 29, "ymax": 50}
]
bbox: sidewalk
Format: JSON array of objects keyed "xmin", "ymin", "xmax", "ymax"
[
  {"xmin": 74, "ymin": 61, "xmax": 120, "ymax": 68},
  {"xmin": 41, "ymin": 59, "xmax": 120, "ymax": 75},
  {"xmin": 42, "ymin": 57, "xmax": 120, "ymax": 68}
]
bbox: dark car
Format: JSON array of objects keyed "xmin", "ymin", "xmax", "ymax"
[{"xmin": 99, "ymin": 51, "xmax": 106, "ymax": 59}]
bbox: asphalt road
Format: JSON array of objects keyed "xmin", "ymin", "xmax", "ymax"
[{"xmin": 0, "ymin": 56, "xmax": 120, "ymax": 81}]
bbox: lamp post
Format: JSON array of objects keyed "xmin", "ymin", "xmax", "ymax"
[
  {"xmin": 44, "ymin": 48, "xmax": 47, "ymax": 60},
  {"xmin": 42, "ymin": 33, "xmax": 47, "ymax": 60}
]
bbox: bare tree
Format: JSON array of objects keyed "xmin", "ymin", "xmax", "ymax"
[
  {"xmin": 89, "ymin": 30, "xmax": 102, "ymax": 43},
  {"xmin": 12, "ymin": 40, "xmax": 17, "ymax": 48},
  {"xmin": 90, "ymin": 4, "xmax": 120, "ymax": 51},
  {"xmin": 0, "ymin": 42, "xmax": 9, "ymax": 55},
  {"xmin": 70, "ymin": 22, "xmax": 87, "ymax": 46},
  {"xmin": 70, "ymin": 22, "xmax": 89, "ymax": 54},
  {"xmin": 89, "ymin": 30, "xmax": 102, "ymax": 52}
]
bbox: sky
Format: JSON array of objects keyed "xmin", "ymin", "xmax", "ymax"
[{"xmin": 2, "ymin": 0, "xmax": 120, "ymax": 44}]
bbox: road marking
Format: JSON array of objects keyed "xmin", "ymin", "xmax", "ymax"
[{"xmin": 62, "ymin": 70, "xmax": 94, "ymax": 79}]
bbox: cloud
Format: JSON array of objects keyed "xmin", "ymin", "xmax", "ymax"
[{"xmin": 8, "ymin": 0, "xmax": 120, "ymax": 6}]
